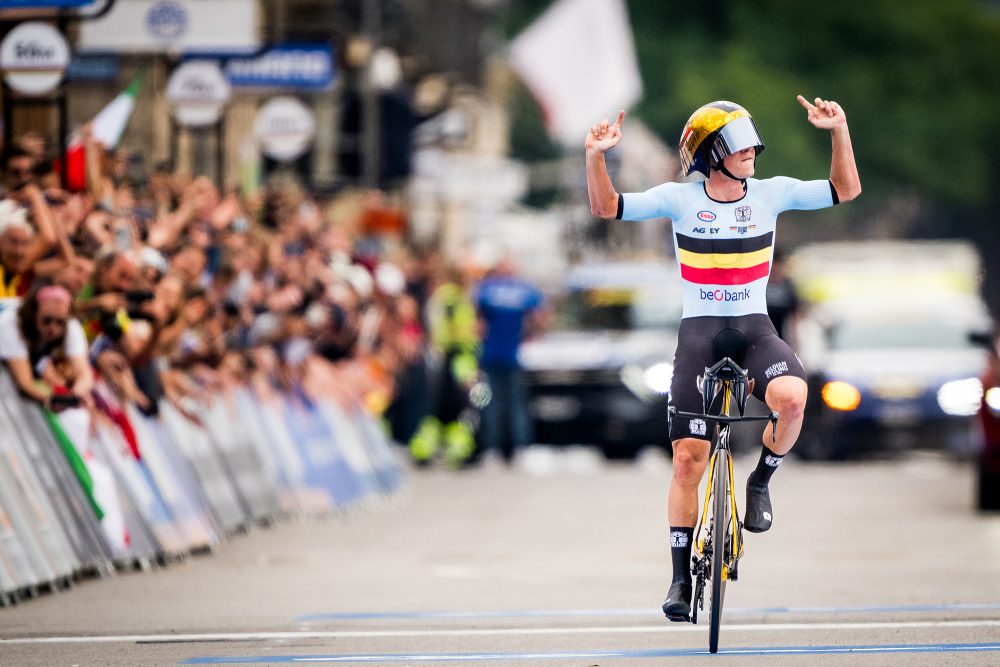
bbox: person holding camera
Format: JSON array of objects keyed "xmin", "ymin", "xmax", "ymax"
[{"xmin": 76, "ymin": 249, "xmax": 142, "ymax": 339}]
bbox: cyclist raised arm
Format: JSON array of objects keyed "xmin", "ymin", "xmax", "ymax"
[
  {"xmin": 585, "ymin": 96, "xmax": 860, "ymax": 623},
  {"xmin": 796, "ymin": 95, "xmax": 861, "ymax": 202},
  {"xmin": 585, "ymin": 110, "xmax": 626, "ymax": 218}
]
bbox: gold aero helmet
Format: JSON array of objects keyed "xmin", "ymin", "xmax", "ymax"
[{"xmin": 678, "ymin": 101, "xmax": 764, "ymax": 177}]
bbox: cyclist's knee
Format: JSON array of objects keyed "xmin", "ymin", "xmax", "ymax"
[
  {"xmin": 671, "ymin": 438, "xmax": 709, "ymax": 486},
  {"xmin": 766, "ymin": 377, "xmax": 807, "ymax": 420}
]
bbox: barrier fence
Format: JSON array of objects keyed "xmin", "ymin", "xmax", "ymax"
[{"xmin": 0, "ymin": 370, "xmax": 405, "ymax": 606}]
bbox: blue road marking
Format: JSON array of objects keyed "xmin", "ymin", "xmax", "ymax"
[
  {"xmin": 296, "ymin": 601, "xmax": 1000, "ymax": 622},
  {"xmin": 183, "ymin": 643, "xmax": 1000, "ymax": 663}
]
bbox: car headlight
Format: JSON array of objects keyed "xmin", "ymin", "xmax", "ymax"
[
  {"xmin": 822, "ymin": 380, "xmax": 861, "ymax": 411},
  {"xmin": 985, "ymin": 387, "xmax": 1000, "ymax": 416},
  {"xmin": 621, "ymin": 362, "xmax": 673, "ymax": 401},
  {"xmin": 643, "ymin": 362, "xmax": 674, "ymax": 395},
  {"xmin": 937, "ymin": 377, "xmax": 983, "ymax": 416}
]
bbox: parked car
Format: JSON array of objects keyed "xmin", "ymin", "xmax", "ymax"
[
  {"xmin": 795, "ymin": 298, "xmax": 991, "ymax": 460},
  {"xmin": 969, "ymin": 329, "xmax": 1000, "ymax": 511},
  {"xmin": 519, "ymin": 261, "xmax": 682, "ymax": 459}
]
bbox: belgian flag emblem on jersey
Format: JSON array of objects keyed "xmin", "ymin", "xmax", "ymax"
[{"xmin": 676, "ymin": 231, "xmax": 773, "ymax": 285}]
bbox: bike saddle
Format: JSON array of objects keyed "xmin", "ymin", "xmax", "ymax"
[
  {"xmin": 711, "ymin": 327, "xmax": 748, "ymax": 366},
  {"xmin": 703, "ymin": 328, "xmax": 751, "ymax": 415}
]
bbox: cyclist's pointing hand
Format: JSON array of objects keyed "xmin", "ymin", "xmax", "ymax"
[
  {"xmin": 797, "ymin": 95, "xmax": 846, "ymax": 130},
  {"xmin": 586, "ymin": 110, "xmax": 625, "ymax": 154}
]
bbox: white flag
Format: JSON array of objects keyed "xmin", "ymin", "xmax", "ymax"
[{"xmin": 508, "ymin": 0, "xmax": 643, "ymax": 147}]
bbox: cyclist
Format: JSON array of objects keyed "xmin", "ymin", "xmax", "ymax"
[{"xmin": 585, "ymin": 96, "xmax": 860, "ymax": 621}]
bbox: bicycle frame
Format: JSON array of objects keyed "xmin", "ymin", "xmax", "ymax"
[{"xmin": 695, "ymin": 385, "xmax": 743, "ymax": 583}]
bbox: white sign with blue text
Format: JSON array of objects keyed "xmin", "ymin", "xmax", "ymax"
[{"xmin": 223, "ymin": 44, "xmax": 335, "ymax": 91}]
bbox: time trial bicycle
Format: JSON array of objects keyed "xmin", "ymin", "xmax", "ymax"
[{"xmin": 668, "ymin": 334, "xmax": 779, "ymax": 654}]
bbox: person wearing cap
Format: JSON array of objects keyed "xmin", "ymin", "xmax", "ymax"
[{"xmin": 586, "ymin": 96, "xmax": 860, "ymax": 622}]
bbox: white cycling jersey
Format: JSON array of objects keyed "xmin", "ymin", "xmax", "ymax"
[{"xmin": 619, "ymin": 177, "xmax": 836, "ymax": 318}]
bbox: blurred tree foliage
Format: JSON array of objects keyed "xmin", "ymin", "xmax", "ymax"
[{"xmin": 502, "ymin": 0, "xmax": 1000, "ymax": 234}]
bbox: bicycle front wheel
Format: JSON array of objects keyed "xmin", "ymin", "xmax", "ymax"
[{"xmin": 709, "ymin": 442, "xmax": 730, "ymax": 654}]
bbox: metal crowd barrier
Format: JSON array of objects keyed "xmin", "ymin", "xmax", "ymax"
[{"xmin": 0, "ymin": 371, "xmax": 405, "ymax": 606}]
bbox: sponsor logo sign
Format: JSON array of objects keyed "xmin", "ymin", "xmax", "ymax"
[
  {"xmin": 254, "ymin": 96, "xmax": 316, "ymax": 162},
  {"xmin": 78, "ymin": 0, "xmax": 259, "ymax": 54},
  {"xmin": 0, "ymin": 21, "xmax": 70, "ymax": 96},
  {"xmin": 166, "ymin": 60, "xmax": 231, "ymax": 127},
  {"xmin": 223, "ymin": 44, "xmax": 335, "ymax": 90},
  {"xmin": 146, "ymin": 0, "xmax": 188, "ymax": 40},
  {"xmin": 697, "ymin": 210, "xmax": 717, "ymax": 222},
  {"xmin": 699, "ymin": 287, "xmax": 751, "ymax": 302}
]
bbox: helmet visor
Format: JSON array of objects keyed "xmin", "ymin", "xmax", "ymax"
[{"xmin": 713, "ymin": 115, "xmax": 764, "ymax": 158}]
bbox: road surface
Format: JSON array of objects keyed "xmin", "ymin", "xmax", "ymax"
[{"xmin": 1, "ymin": 446, "xmax": 999, "ymax": 665}]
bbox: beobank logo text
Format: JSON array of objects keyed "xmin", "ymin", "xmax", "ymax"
[{"xmin": 700, "ymin": 287, "xmax": 751, "ymax": 302}]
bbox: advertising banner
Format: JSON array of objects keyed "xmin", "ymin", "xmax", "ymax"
[
  {"xmin": 0, "ymin": 1, "xmax": 94, "ymax": 7},
  {"xmin": 78, "ymin": 0, "xmax": 259, "ymax": 54},
  {"xmin": 223, "ymin": 43, "xmax": 335, "ymax": 90}
]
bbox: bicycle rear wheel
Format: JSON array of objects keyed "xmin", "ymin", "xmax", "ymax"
[{"xmin": 709, "ymin": 439, "xmax": 730, "ymax": 654}]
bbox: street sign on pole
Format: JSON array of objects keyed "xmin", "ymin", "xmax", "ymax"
[
  {"xmin": 0, "ymin": 21, "xmax": 70, "ymax": 96},
  {"xmin": 254, "ymin": 96, "xmax": 316, "ymax": 163},
  {"xmin": 166, "ymin": 60, "xmax": 230, "ymax": 128}
]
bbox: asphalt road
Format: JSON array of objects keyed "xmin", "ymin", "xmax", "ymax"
[{"xmin": 1, "ymin": 446, "xmax": 999, "ymax": 666}]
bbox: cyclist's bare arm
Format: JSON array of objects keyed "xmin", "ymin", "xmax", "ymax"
[
  {"xmin": 585, "ymin": 110, "xmax": 626, "ymax": 218},
  {"xmin": 797, "ymin": 95, "xmax": 862, "ymax": 202}
]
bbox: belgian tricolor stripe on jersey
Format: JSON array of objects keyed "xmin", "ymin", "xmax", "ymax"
[{"xmin": 676, "ymin": 231, "xmax": 773, "ymax": 285}]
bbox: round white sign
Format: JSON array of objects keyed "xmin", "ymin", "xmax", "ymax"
[
  {"xmin": 253, "ymin": 96, "xmax": 316, "ymax": 162},
  {"xmin": 166, "ymin": 60, "xmax": 231, "ymax": 128},
  {"xmin": 0, "ymin": 22, "xmax": 70, "ymax": 96}
]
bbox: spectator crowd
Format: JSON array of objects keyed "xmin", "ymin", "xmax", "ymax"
[{"xmin": 0, "ymin": 126, "xmax": 546, "ymax": 490}]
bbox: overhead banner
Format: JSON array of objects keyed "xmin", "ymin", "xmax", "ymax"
[
  {"xmin": 223, "ymin": 43, "xmax": 335, "ymax": 90},
  {"xmin": 0, "ymin": 0, "xmax": 97, "ymax": 6},
  {"xmin": 0, "ymin": 1, "xmax": 94, "ymax": 7},
  {"xmin": 78, "ymin": 0, "xmax": 259, "ymax": 54}
]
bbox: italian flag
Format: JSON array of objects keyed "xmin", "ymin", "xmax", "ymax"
[{"xmin": 63, "ymin": 73, "xmax": 143, "ymax": 192}]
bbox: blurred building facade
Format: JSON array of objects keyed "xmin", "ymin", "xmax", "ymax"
[
  {"xmin": 0, "ymin": 0, "xmax": 504, "ymax": 190},
  {"xmin": 0, "ymin": 0, "xmax": 664, "ymax": 284}
]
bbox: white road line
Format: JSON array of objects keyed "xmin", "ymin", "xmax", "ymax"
[{"xmin": 2, "ymin": 619, "xmax": 999, "ymax": 645}]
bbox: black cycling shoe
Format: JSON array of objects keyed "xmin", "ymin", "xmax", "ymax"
[
  {"xmin": 744, "ymin": 482, "xmax": 773, "ymax": 533},
  {"xmin": 662, "ymin": 581, "xmax": 692, "ymax": 622}
]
